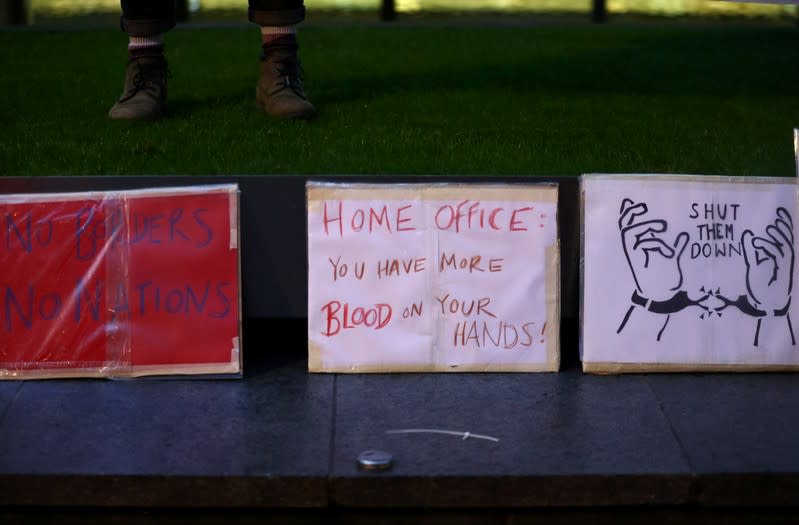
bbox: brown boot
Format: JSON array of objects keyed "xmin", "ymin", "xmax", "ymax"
[
  {"xmin": 108, "ymin": 56, "xmax": 168, "ymax": 121},
  {"xmin": 256, "ymin": 46, "xmax": 316, "ymax": 120}
]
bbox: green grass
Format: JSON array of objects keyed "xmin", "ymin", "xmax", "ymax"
[{"xmin": 1, "ymin": 21, "xmax": 798, "ymax": 176}]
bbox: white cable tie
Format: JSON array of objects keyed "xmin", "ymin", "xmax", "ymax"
[{"xmin": 386, "ymin": 428, "xmax": 499, "ymax": 442}]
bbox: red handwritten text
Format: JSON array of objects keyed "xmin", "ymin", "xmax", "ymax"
[
  {"xmin": 453, "ymin": 320, "xmax": 539, "ymax": 349},
  {"xmin": 434, "ymin": 201, "xmax": 534, "ymax": 233},
  {"xmin": 323, "ymin": 201, "xmax": 417, "ymax": 237},
  {"xmin": 377, "ymin": 257, "xmax": 426, "ymax": 279},
  {"xmin": 436, "ymin": 294, "xmax": 496, "ymax": 318},
  {"xmin": 328, "ymin": 256, "xmax": 366, "ymax": 281},
  {"xmin": 321, "ymin": 300, "xmax": 392, "ymax": 337},
  {"xmin": 439, "ymin": 252, "xmax": 504, "ymax": 273}
]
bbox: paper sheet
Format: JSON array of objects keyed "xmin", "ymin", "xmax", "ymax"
[
  {"xmin": 582, "ymin": 174, "xmax": 799, "ymax": 372},
  {"xmin": 307, "ymin": 183, "xmax": 560, "ymax": 372}
]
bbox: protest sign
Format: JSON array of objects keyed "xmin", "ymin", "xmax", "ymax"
[
  {"xmin": 0, "ymin": 185, "xmax": 241, "ymax": 378},
  {"xmin": 307, "ymin": 183, "xmax": 560, "ymax": 372},
  {"xmin": 582, "ymin": 174, "xmax": 799, "ymax": 372}
]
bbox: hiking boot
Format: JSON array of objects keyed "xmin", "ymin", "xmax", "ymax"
[
  {"xmin": 256, "ymin": 46, "xmax": 316, "ymax": 120},
  {"xmin": 108, "ymin": 56, "xmax": 169, "ymax": 121}
]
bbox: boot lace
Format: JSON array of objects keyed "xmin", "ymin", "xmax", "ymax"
[
  {"xmin": 267, "ymin": 51, "xmax": 307, "ymax": 98},
  {"xmin": 120, "ymin": 59, "xmax": 169, "ymax": 103}
]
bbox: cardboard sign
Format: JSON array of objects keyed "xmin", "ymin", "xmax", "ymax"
[
  {"xmin": 0, "ymin": 185, "xmax": 241, "ymax": 379},
  {"xmin": 307, "ymin": 183, "xmax": 560, "ymax": 372},
  {"xmin": 581, "ymin": 174, "xmax": 799, "ymax": 373},
  {"xmin": 719, "ymin": 0, "xmax": 799, "ymax": 4}
]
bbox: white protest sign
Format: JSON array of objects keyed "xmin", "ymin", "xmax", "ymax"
[
  {"xmin": 582, "ymin": 174, "xmax": 799, "ymax": 372},
  {"xmin": 307, "ymin": 183, "xmax": 560, "ymax": 372},
  {"xmin": 716, "ymin": 0, "xmax": 799, "ymax": 4}
]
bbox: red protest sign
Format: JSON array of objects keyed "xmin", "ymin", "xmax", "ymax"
[{"xmin": 0, "ymin": 185, "xmax": 241, "ymax": 378}]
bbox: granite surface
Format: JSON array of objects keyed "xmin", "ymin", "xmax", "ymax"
[
  {"xmin": 2, "ymin": 357, "xmax": 799, "ymax": 508},
  {"xmin": 645, "ymin": 373, "xmax": 799, "ymax": 506},
  {"xmin": 0, "ymin": 353, "xmax": 333, "ymax": 507},
  {"xmin": 332, "ymin": 369, "xmax": 691, "ymax": 507}
]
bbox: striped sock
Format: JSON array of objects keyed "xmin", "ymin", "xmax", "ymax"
[
  {"xmin": 128, "ymin": 34, "xmax": 164, "ymax": 61},
  {"xmin": 261, "ymin": 26, "xmax": 297, "ymax": 50}
]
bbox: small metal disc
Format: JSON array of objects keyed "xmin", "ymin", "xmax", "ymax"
[{"xmin": 357, "ymin": 450, "xmax": 393, "ymax": 471}]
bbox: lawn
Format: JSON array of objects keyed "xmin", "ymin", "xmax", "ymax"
[{"xmin": 1, "ymin": 20, "xmax": 797, "ymax": 177}]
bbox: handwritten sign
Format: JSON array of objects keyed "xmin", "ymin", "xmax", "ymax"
[
  {"xmin": 0, "ymin": 185, "xmax": 241, "ymax": 379},
  {"xmin": 718, "ymin": 0, "xmax": 799, "ymax": 4},
  {"xmin": 307, "ymin": 183, "xmax": 560, "ymax": 372},
  {"xmin": 581, "ymin": 174, "xmax": 799, "ymax": 372}
]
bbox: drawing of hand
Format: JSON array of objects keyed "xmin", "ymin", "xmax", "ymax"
[
  {"xmin": 742, "ymin": 207, "xmax": 794, "ymax": 313},
  {"xmin": 619, "ymin": 198, "xmax": 690, "ymax": 301}
]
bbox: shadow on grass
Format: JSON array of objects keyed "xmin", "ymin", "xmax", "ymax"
[
  {"xmin": 311, "ymin": 26, "xmax": 799, "ymax": 107},
  {"xmin": 164, "ymin": 93, "xmax": 252, "ymax": 118}
]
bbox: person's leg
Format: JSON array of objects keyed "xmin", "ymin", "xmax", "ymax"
[
  {"xmin": 120, "ymin": 0, "xmax": 176, "ymax": 37},
  {"xmin": 108, "ymin": 1, "xmax": 175, "ymax": 120},
  {"xmin": 250, "ymin": 0, "xmax": 316, "ymax": 119}
]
